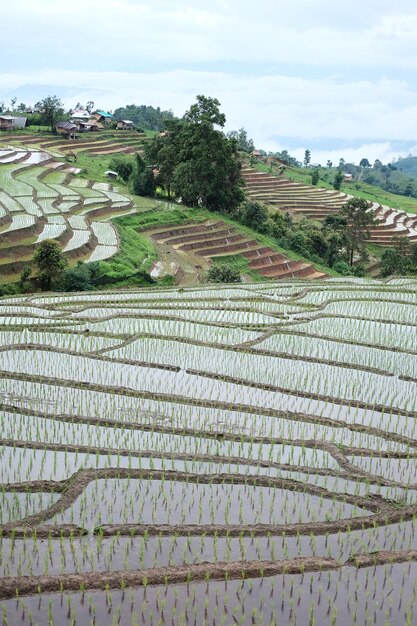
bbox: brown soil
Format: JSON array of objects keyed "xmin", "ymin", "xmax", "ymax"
[
  {"xmin": 1, "ymin": 549, "xmax": 417, "ymax": 600},
  {"xmin": 0, "ymin": 557, "xmax": 339, "ymax": 600}
]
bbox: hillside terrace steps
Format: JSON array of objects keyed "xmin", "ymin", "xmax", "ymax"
[
  {"xmin": 198, "ymin": 239, "xmax": 260, "ymax": 257},
  {"xmin": 243, "ymin": 165, "xmax": 417, "ymax": 247},
  {"xmin": 166, "ymin": 228, "xmax": 237, "ymax": 247},
  {"xmin": 151, "ymin": 221, "xmax": 228, "ymax": 241},
  {"xmin": 147, "ymin": 220, "xmax": 325, "ymax": 281},
  {"xmin": 177, "ymin": 233, "xmax": 248, "ymax": 253}
]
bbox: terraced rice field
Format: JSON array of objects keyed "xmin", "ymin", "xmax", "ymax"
[
  {"xmin": 0, "ymin": 149, "xmax": 133, "ymax": 277},
  {"xmin": 243, "ymin": 167, "xmax": 417, "ymax": 247},
  {"xmin": 0, "ymin": 277, "xmax": 416, "ymax": 624},
  {"xmin": 148, "ymin": 220, "xmax": 326, "ymax": 280},
  {"xmin": 0, "ymin": 131, "xmax": 148, "ymax": 157}
]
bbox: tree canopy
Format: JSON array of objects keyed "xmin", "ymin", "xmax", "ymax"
[
  {"xmin": 226, "ymin": 127, "xmax": 255, "ymax": 153},
  {"xmin": 38, "ymin": 96, "xmax": 65, "ymax": 132},
  {"xmin": 145, "ymin": 95, "xmax": 244, "ymax": 212},
  {"xmin": 112, "ymin": 104, "xmax": 174, "ymax": 130},
  {"xmin": 340, "ymin": 197, "xmax": 377, "ymax": 265},
  {"xmin": 34, "ymin": 240, "xmax": 67, "ymax": 290}
]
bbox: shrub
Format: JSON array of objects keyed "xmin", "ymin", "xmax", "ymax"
[
  {"xmin": 206, "ymin": 265, "xmax": 241, "ymax": 283},
  {"xmin": 333, "ymin": 261, "xmax": 353, "ymax": 275}
]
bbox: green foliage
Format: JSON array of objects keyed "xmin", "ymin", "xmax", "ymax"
[
  {"xmin": 269, "ymin": 150, "xmax": 301, "ymax": 167},
  {"xmin": 380, "ymin": 237, "xmax": 417, "ymax": 276},
  {"xmin": 311, "ymin": 169, "xmax": 319, "ymax": 185},
  {"xmin": 19, "ymin": 266, "xmax": 32, "ymax": 291},
  {"xmin": 333, "ymin": 261, "xmax": 353, "ymax": 275},
  {"xmin": 145, "ymin": 95, "xmax": 244, "ymax": 212},
  {"xmin": 333, "ymin": 170, "xmax": 344, "ymax": 190},
  {"xmin": 359, "ymin": 158, "xmax": 371, "ymax": 168},
  {"xmin": 206, "ymin": 264, "xmax": 242, "ymax": 283},
  {"xmin": 395, "ymin": 155, "xmax": 417, "ymax": 177},
  {"xmin": 60, "ymin": 262, "xmax": 101, "ymax": 291},
  {"xmin": 340, "ymin": 197, "xmax": 377, "ymax": 265},
  {"xmin": 131, "ymin": 154, "xmax": 156, "ymax": 197},
  {"xmin": 108, "ymin": 156, "xmax": 134, "ymax": 183},
  {"xmin": 226, "ymin": 128, "xmax": 255, "ymax": 153},
  {"xmin": 33, "ymin": 239, "xmax": 68, "ymax": 290},
  {"xmin": 237, "ymin": 201, "xmax": 269, "ymax": 231},
  {"xmin": 304, "ymin": 150, "xmax": 311, "ymax": 168},
  {"xmin": 0, "ymin": 283, "xmax": 21, "ymax": 297},
  {"xmin": 38, "ymin": 96, "xmax": 65, "ymax": 133},
  {"xmin": 112, "ymin": 104, "xmax": 174, "ymax": 130}
]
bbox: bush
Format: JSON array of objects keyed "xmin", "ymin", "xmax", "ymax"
[
  {"xmin": 238, "ymin": 201, "xmax": 269, "ymax": 230},
  {"xmin": 108, "ymin": 156, "xmax": 134, "ymax": 182},
  {"xmin": 206, "ymin": 265, "xmax": 241, "ymax": 283},
  {"xmin": 333, "ymin": 261, "xmax": 353, "ymax": 275},
  {"xmin": 0, "ymin": 283, "xmax": 21, "ymax": 297}
]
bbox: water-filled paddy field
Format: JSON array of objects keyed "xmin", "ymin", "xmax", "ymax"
[{"xmin": 0, "ymin": 277, "xmax": 416, "ymax": 624}]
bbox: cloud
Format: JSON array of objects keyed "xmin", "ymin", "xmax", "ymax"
[
  {"xmin": 2, "ymin": 67, "xmax": 417, "ymax": 163},
  {"xmin": 3, "ymin": 1, "xmax": 417, "ymax": 72},
  {"xmin": 2, "ymin": 1, "xmax": 417, "ymax": 162}
]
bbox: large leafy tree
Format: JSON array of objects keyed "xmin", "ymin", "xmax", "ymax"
[
  {"xmin": 39, "ymin": 96, "xmax": 65, "ymax": 132},
  {"xmin": 340, "ymin": 197, "xmax": 378, "ymax": 265},
  {"xmin": 145, "ymin": 95, "xmax": 244, "ymax": 212},
  {"xmin": 34, "ymin": 239, "xmax": 67, "ymax": 290}
]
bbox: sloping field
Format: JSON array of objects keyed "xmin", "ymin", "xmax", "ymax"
[
  {"xmin": 0, "ymin": 149, "xmax": 134, "ymax": 277},
  {"xmin": 0, "ymin": 131, "xmax": 148, "ymax": 157},
  {"xmin": 0, "ymin": 277, "xmax": 416, "ymax": 624},
  {"xmin": 243, "ymin": 166, "xmax": 417, "ymax": 247},
  {"xmin": 148, "ymin": 220, "xmax": 326, "ymax": 280}
]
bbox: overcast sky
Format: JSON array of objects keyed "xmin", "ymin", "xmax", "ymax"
[{"xmin": 2, "ymin": 0, "xmax": 417, "ymax": 163}]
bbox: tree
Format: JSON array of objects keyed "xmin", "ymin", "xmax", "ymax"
[
  {"xmin": 227, "ymin": 128, "xmax": 255, "ymax": 153},
  {"xmin": 131, "ymin": 154, "xmax": 156, "ymax": 197},
  {"xmin": 19, "ymin": 266, "xmax": 32, "ymax": 292},
  {"xmin": 340, "ymin": 197, "xmax": 377, "ymax": 265},
  {"xmin": 373, "ymin": 159, "xmax": 383, "ymax": 170},
  {"xmin": 275, "ymin": 150, "xmax": 300, "ymax": 167},
  {"xmin": 145, "ymin": 125, "xmax": 180, "ymax": 198},
  {"xmin": 404, "ymin": 181, "xmax": 414, "ymax": 197},
  {"xmin": 311, "ymin": 169, "xmax": 319, "ymax": 186},
  {"xmin": 60, "ymin": 261, "xmax": 98, "ymax": 291},
  {"xmin": 206, "ymin": 265, "xmax": 241, "ymax": 283},
  {"xmin": 333, "ymin": 170, "xmax": 344, "ymax": 190},
  {"xmin": 183, "ymin": 95, "xmax": 226, "ymax": 127},
  {"xmin": 113, "ymin": 104, "xmax": 175, "ymax": 130},
  {"xmin": 380, "ymin": 248, "xmax": 404, "ymax": 277},
  {"xmin": 33, "ymin": 240, "xmax": 68, "ymax": 290},
  {"xmin": 327, "ymin": 160, "xmax": 333, "ymax": 169},
  {"xmin": 145, "ymin": 95, "xmax": 244, "ymax": 212},
  {"xmin": 108, "ymin": 155, "xmax": 134, "ymax": 182},
  {"xmin": 238, "ymin": 201, "xmax": 269, "ymax": 230},
  {"xmin": 359, "ymin": 158, "xmax": 370, "ymax": 168},
  {"xmin": 304, "ymin": 150, "xmax": 311, "ymax": 168},
  {"xmin": 39, "ymin": 96, "xmax": 65, "ymax": 132}
]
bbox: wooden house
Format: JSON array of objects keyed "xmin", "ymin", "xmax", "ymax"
[
  {"xmin": 55, "ymin": 122, "xmax": 78, "ymax": 139},
  {"xmin": 116, "ymin": 120, "xmax": 134, "ymax": 130},
  {"xmin": 0, "ymin": 115, "xmax": 27, "ymax": 130}
]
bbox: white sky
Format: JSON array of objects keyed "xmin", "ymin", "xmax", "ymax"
[{"xmin": 2, "ymin": 0, "xmax": 417, "ymax": 163}]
